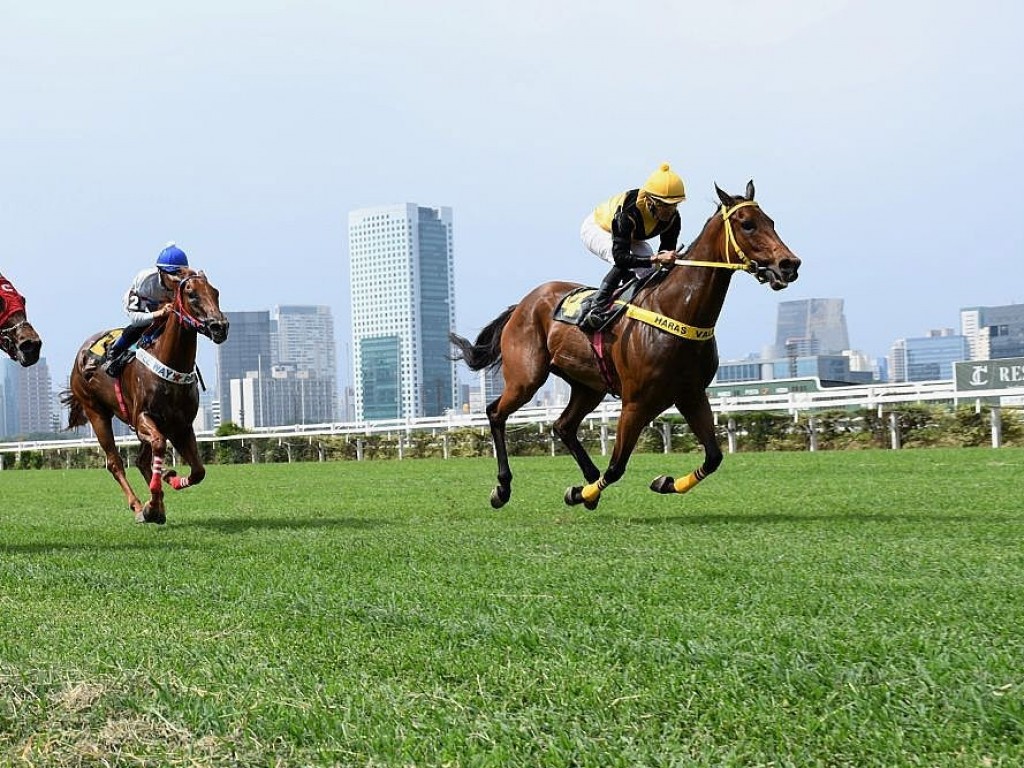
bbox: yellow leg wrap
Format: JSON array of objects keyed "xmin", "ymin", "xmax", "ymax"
[
  {"xmin": 673, "ymin": 471, "xmax": 701, "ymax": 494},
  {"xmin": 581, "ymin": 480, "xmax": 603, "ymax": 503}
]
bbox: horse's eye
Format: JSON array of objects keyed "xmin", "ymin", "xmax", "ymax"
[{"xmin": 740, "ymin": 219, "xmax": 757, "ymax": 233}]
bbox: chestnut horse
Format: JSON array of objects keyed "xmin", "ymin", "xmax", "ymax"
[
  {"xmin": 0, "ymin": 272, "xmax": 42, "ymax": 367},
  {"xmin": 450, "ymin": 181, "xmax": 801, "ymax": 509},
  {"xmin": 61, "ymin": 269, "xmax": 229, "ymax": 523}
]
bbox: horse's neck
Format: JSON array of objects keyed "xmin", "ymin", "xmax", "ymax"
[
  {"xmin": 652, "ymin": 218, "xmax": 733, "ymax": 327},
  {"xmin": 151, "ymin": 320, "xmax": 197, "ymax": 371}
]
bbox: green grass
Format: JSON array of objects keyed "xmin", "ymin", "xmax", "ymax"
[{"xmin": 1, "ymin": 449, "xmax": 1023, "ymax": 766}]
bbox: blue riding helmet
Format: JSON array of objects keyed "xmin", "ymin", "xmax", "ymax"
[{"xmin": 156, "ymin": 243, "xmax": 189, "ymax": 273}]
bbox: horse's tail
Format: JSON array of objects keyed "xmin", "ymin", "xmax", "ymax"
[
  {"xmin": 449, "ymin": 304, "xmax": 516, "ymax": 372},
  {"xmin": 59, "ymin": 388, "xmax": 87, "ymax": 429}
]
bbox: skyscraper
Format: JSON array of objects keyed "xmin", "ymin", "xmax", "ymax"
[
  {"xmin": 773, "ymin": 298, "xmax": 850, "ymax": 357},
  {"xmin": 348, "ymin": 204, "xmax": 456, "ymax": 421}
]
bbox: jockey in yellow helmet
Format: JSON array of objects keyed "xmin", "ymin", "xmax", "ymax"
[{"xmin": 578, "ymin": 163, "xmax": 685, "ymax": 332}]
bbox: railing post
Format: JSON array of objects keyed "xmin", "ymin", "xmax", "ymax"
[
  {"xmin": 727, "ymin": 418, "xmax": 737, "ymax": 454},
  {"xmin": 662, "ymin": 422, "xmax": 672, "ymax": 454},
  {"xmin": 356, "ymin": 438, "xmax": 364, "ymax": 461},
  {"xmin": 991, "ymin": 406, "xmax": 1002, "ymax": 449},
  {"xmin": 600, "ymin": 424, "xmax": 609, "ymax": 456},
  {"xmin": 889, "ymin": 412, "xmax": 901, "ymax": 450},
  {"xmin": 442, "ymin": 433, "xmax": 449, "ymax": 460},
  {"xmin": 808, "ymin": 416, "xmax": 818, "ymax": 452}
]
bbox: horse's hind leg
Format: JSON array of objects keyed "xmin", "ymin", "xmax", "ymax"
[
  {"xmin": 651, "ymin": 392, "xmax": 723, "ymax": 496},
  {"xmin": 486, "ymin": 370, "xmax": 548, "ymax": 509},
  {"xmin": 552, "ymin": 384, "xmax": 604, "ymax": 484},
  {"xmin": 164, "ymin": 428, "xmax": 206, "ymax": 490}
]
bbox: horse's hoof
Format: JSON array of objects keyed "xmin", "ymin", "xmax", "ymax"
[
  {"xmin": 134, "ymin": 507, "xmax": 147, "ymax": 523},
  {"xmin": 650, "ymin": 475, "xmax": 676, "ymax": 494},
  {"xmin": 141, "ymin": 503, "xmax": 166, "ymax": 525},
  {"xmin": 565, "ymin": 486, "xmax": 600, "ymax": 510},
  {"xmin": 490, "ymin": 486, "xmax": 510, "ymax": 509}
]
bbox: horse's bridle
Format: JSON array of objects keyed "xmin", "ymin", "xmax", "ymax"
[
  {"xmin": 170, "ymin": 273, "xmax": 213, "ymax": 335},
  {"xmin": 0, "ymin": 318, "xmax": 28, "ymax": 357},
  {"xmin": 0, "ymin": 294, "xmax": 29, "ymax": 358},
  {"xmin": 673, "ymin": 200, "xmax": 775, "ymax": 283}
]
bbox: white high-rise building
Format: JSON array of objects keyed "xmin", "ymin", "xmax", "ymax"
[{"xmin": 348, "ymin": 204, "xmax": 457, "ymax": 421}]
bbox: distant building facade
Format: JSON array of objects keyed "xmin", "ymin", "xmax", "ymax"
[
  {"xmin": 348, "ymin": 203, "xmax": 457, "ymax": 421},
  {"xmin": 961, "ymin": 304, "xmax": 1024, "ymax": 361},
  {"xmin": 219, "ymin": 306, "xmax": 338, "ymax": 428},
  {"xmin": 772, "ymin": 298, "xmax": 850, "ymax": 358},
  {"xmin": 1, "ymin": 357, "xmax": 54, "ymax": 437},
  {"xmin": 217, "ymin": 310, "xmax": 273, "ymax": 426},
  {"xmin": 889, "ymin": 329, "xmax": 969, "ymax": 382}
]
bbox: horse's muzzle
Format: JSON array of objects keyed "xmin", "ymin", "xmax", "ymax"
[
  {"xmin": 207, "ymin": 320, "xmax": 230, "ymax": 344},
  {"xmin": 17, "ymin": 339, "xmax": 41, "ymax": 367}
]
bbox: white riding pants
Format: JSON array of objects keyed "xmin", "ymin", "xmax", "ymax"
[{"xmin": 579, "ymin": 212, "xmax": 654, "ymax": 266}]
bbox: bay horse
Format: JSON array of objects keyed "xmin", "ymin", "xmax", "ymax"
[
  {"xmin": 0, "ymin": 272, "xmax": 42, "ymax": 367},
  {"xmin": 61, "ymin": 269, "xmax": 229, "ymax": 524},
  {"xmin": 450, "ymin": 181, "xmax": 801, "ymax": 509}
]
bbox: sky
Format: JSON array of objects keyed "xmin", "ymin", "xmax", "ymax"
[{"xmin": 3, "ymin": 0, "xmax": 1022, "ymax": 392}]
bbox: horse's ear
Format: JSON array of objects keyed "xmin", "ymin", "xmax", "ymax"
[
  {"xmin": 715, "ymin": 184, "xmax": 732, "ymax": 207},
  {"xmin": 745, "ymin": 179, "xmax": 755, "ymax": 200}
]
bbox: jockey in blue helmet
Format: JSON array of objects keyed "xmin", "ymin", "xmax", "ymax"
[{"xmin": 102, "ymin": 242, "xmax": 191, "ymax": 377}]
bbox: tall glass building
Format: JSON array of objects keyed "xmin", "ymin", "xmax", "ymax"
[{"xmin": 348, "ymin": 204, "xmax": 457, "ymax": 421}]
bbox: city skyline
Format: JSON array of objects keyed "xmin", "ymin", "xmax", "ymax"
[{"xmin": 3, "ymin": 2, "xmax": 1021, "ymax": 399}]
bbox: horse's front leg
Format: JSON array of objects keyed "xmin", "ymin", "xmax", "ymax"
[
  {"xmin": 164, "ymin": 429, "xmax": 206, "ymax": 490},
  {"xmin": 88, "ymin": 413, "xmax": 145, "ymax": 517},
  {"xmin": 134, "ymin": 414, "xmax": 168, "ymax": 524},
  {"xmin": 552, "ymin": 385, "xmax": 604, "ymax": 486},
  {"xmin": 650, "ymin": 392, "xmax": 723, "ymax": 496},
  {"xmin": 566, "ymin": 402, "xmax": 648, "ymax": 510}
]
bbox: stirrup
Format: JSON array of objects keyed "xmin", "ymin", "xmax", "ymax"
[{"xmin": 581, "ymin": 309, "xmax": 609, "ymax": 332}]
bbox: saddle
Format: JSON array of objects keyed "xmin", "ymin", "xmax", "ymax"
[{"xmin": 553, "ymin": 277, "xmax": 649, "ymax": 328}]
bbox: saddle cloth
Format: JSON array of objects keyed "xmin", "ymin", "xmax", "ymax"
[
  {"xmin": 88, "ymin": 329, "xmax": 124, "ymax": 358},
  {"xmin": 553, "ymin": 280, "xmax": 644, "ymax": 327}
]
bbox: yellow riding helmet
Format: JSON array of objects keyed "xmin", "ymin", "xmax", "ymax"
[{"xmin": 642, "ymin": 163, "xmax": 686, "ymax": 204}]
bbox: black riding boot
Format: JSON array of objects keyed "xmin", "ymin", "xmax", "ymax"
[
  {"xmin": 103, "ymin": 325, "xmax": 144, "ymax": 378},
  {"xmin": 581, "ymin": 268, "xmax": 626, "ymax": 332}
]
